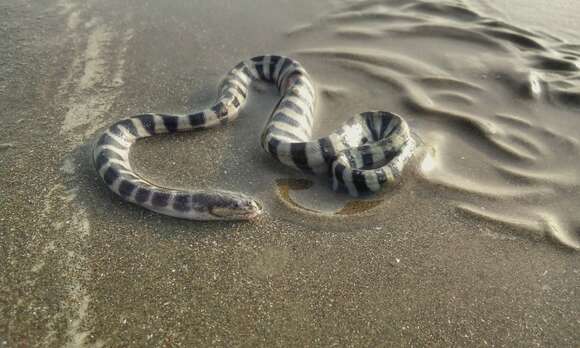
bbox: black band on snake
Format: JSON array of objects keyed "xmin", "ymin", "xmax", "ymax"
[{"xmin": 93, "ymin": 55, "xmax": 416, "ymax": 220}]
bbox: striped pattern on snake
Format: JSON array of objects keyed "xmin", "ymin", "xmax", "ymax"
[{"xmin": 93, "ymin": 55, "xmax": 415, "ymax": 220}]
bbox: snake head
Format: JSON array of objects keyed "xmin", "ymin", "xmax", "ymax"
[{"xmin": 205, "ymin": 192, "xmax": 263, "ymax": 220}]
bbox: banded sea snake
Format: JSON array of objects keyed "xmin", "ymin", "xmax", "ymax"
[{"xmin": 93, "ymin": 55, "xmax": 416, "ymax": 220}]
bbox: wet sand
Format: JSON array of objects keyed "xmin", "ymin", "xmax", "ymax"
[{"xmin": 1, "ymin": 0, "xmax": 579, "ymax": 346}]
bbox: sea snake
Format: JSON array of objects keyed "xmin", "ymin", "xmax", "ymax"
[{"xmin": 93, "ymin": 55, "xmax": 415, "ymax": 220}]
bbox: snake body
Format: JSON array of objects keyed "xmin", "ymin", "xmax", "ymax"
[{"xmin": 93, "ymin": 55, "xmax": 415, "ymax": 220}]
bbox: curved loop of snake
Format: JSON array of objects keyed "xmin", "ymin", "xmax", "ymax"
[{"xmin": 93, "ymin": 55, "xmax": 416, "ymax": 220}]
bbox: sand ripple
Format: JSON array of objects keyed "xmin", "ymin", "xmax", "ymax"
[{"xmin": 281, "ymin": 0, "xmax": 580, "ymax": 249}]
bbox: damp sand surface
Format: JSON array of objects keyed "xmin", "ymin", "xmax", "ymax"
[{"xmin": 1, "ymin": 0, "xmax": 580, "ymax": 346}]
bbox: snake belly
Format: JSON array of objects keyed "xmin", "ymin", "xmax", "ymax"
[{"xmin": 93, "ymin": 55, "xmax": 416, "ymax": 221}]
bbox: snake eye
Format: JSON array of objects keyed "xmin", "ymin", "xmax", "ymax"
[
  {"xmin": 233, "ymin": 200, "xmax": 251, "ymax": 210},
  {"xmin": 361, "ymin": 137, "xmax": 368, "ymax": 144}
]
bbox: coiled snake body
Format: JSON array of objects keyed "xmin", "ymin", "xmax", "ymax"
[{"xmin": 93, "ymin": 55, "xmax": 415, "ymax": 220}]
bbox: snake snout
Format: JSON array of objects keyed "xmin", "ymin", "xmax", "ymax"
[
  {"xmin": 217, "ymin": 200, "xmax": 260, "ymax": 220},
  {"xmin": 249, "ymin": 199, "xmax": 262, "ymax": 213},
  {"xmin": 231, "ymin": 195, "xmax": 263, "ymax": 219}
]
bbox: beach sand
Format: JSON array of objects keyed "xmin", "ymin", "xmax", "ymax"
[{"xmin": 1, "ymin": 0, "xmax": 579, "ymax": 346}]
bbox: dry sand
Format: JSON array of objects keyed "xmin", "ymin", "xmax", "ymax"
[{"xmin": 1, "ymin": 0, "xmax": 579, "ymax": 346}]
